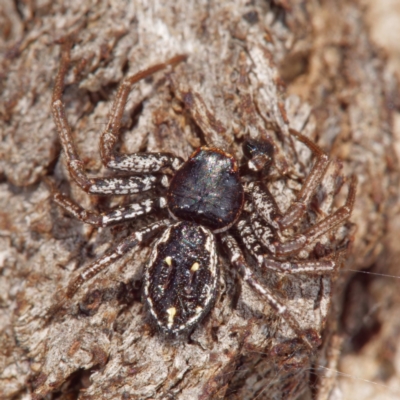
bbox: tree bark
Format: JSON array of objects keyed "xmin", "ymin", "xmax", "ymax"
[{"xmin": 0, "ymin": 0, "xmax": 399, "ymax": 399}]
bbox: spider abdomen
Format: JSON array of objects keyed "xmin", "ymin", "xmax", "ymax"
[
  {"xmin": 167, "ymin": 147, "xmax": 244, "ymax": 232},
  {"xmin": 143, "ymin": 221, "xmax": 218, "ymax": 335}
]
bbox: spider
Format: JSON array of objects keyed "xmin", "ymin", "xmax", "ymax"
[{"xmin": 49, "ymin": 43, "xmax": 357, "ymax": 350}]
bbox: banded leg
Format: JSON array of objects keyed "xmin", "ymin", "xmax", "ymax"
[
  {"xmin": 52, "ymin": 42, "xmax": 175, "ymax": 193},
  {"xmin": 98, "ymin": 54, "xmax": 186, "ymax": 172},
  {"xmin": 275, "ymin": 128, "xmax": 331, "ymax": 229},
  {"xmin": 248, "ymin": 174, "xmax": 357, "ymax": 257},
  {"xmin": 51, "ymin": 186, "xmax": 167, "ymax": 227},
  {"xmin": 65, "ymin": 220, "xmax": 169, "ymax": 299},
  {"xmin": 272, "ymin": 175, "xmax": 357, "ymax": 256},
  {"xmin": 222, "ymin": 234, "xmax": 319, "ymax": 349},
  {"xmin": 245, "ymin": 129, "xmax": 331, "ymax": 229},
  {"xmin": 237, "ymin": 218, "xmax": 336, "ymax": 275},
  {"xmin": 45, "ymin": 219, "xmax": 169, "ymax": 322}
]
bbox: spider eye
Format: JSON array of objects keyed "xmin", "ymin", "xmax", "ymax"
[{"xmin": 243, "ymin": 141, "xmax": 257, "ymax": 159}]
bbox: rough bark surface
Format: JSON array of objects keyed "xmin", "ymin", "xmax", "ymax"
[{"xmin": 0, "ymin": 0, "xmax": 399, "ymax": 399}]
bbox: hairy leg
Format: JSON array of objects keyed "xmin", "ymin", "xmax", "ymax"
[
  {"xmin": 50, "ymin": 184, "xmax": 166, "ymax": 227},
  {"xmin": 222, "ymin": 234, "xmax": 321, "ymax": 350},
  {"xmin": 237, "ymin": 218, "xmax": 337, "ymax": 275},
  {"xmin": 247, "ymin": 174, "xmax": 357, "ymax": 256},
  {"xmin": 52, "ymin": 42, "xmax": 176, "ymax": 193}
]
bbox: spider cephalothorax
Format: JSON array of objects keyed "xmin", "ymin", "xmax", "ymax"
[
  {"xmin": 167, "ymin": 147, "xmax": 244, "ymax": 231},
  {"xmin": 49, "ymin": 43, "xmax": 356, "ymax": 348}
]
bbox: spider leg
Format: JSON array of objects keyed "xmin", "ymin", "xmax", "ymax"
[
  {"xmin": 248, "ymin": 172, "xmax": 357, "ymax": 256},
  {"xmin": 243, "ymin": 128, "xmax": 333, "ymax": 231},
  {"xmin": 98, "ymin": 55, "xmax": 186, "ymax": 173},
  {"xmin": 222, "ymin": 234, "xmax": 319, "ymax": 349},
  {"xmin": 237, "ymin": 218, "xmax": 336, "ymax": 275},
  {"xmin": 50, "ymin": 181, "xmax": 167, "ymax": 227},
  {"xmin": 275, "ymin": 128, "xmax": 331, "ymax": 229},
  {"xmin": 52, "ymin": 43, "xmax": 176, "ymax": 193},
  {"xmin": 273, "ymin": 175, "xmax": 357, "ymax": 256},
  {"xmin": 45, "ymin": 219, "xmax": 169, "ymax": 323},
  {"xmin": 64, "ymin": 220, "xmax": 169, "ymax": 299}
]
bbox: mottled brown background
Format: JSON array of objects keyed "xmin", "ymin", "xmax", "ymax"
[{"xmin": 1, "ymin": 0, "xmax": 400, "ymax": 399}]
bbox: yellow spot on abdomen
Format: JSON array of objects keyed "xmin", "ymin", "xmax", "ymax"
[
  {"xmin": 165, "ymin": 256, "xmax": 172, "ymax": 266},
  {"xmin": 167, "ymin": 307, "xmax": 176, "ymax": 328},
  {"xmin": 191, "ymin": 262, "xmax": 200, "ymax": 272}
]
